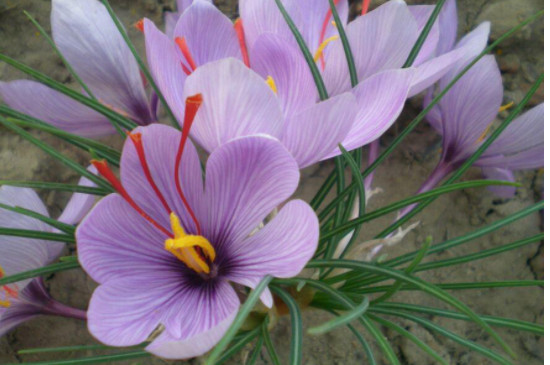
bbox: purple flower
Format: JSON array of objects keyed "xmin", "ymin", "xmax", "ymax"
[
  {"xmin": 76, "ymin": 104, "xmax": 319, "ymax": 358},
  {"xmin": 0, "ymin": 0, "xmax": 155, "ymax": 137},
  {"xmin": 164, "ymin": 0, "xmax": 213, "ymax": 37},
  {"xmin": 0, "ymin": 185, "xmax": 91, "ymax": 336}
]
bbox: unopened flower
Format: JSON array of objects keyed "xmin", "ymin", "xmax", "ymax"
[
  {"xmin": 0, "ymin": 0, "xmax": 155, "ymax": 137},
  {"xmin": 0, "ymin": 185, "xmax": 91, "ymax": 336},
  {"xmin": 76, "ymin": 98, "xmax": 318, "ymax": 359}
]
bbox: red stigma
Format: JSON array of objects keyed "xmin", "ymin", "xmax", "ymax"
[
  {"xmin": 361, "ymin": 0, "xmax": 371, "ymax": 15},
  {"xmin": 234, "ymin": 19, "xmax": 250, "ymax": 68},
  {"xmin": 318, "ymin": 0, "xmax": 341, "ymax": 70},
  {"xmin": 92, "ymin": 159, "xmax": 172, "ymax": 237},
  {"xmin": 174, "ymin": 94, "xmax": 203, "ymax": 235},
  {"xmin": 175, "ymin": 37, "xmax": 197, "ymax": 72},
  {"xmin": 135, "ymin": 19, "xmax": 144, "ymax": 33},
  {"xmin": 128, "ymin": 132, "xmax": 172, "ymax": 215}
]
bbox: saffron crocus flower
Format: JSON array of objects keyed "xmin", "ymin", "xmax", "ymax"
[
  {"xmin": 164, "ymin": 0, "xmax": 213, "ymax": 37},
  {"xmin": 0, "ymin": 0, "xmax": 155, "ymax": 138},
  {"xmin": 0, "ymin": 184, "xmax": 93, "ymax": 336},
  {"xmin": 76, "ymin": 99, "xmax": 319, "ymax": 358}
]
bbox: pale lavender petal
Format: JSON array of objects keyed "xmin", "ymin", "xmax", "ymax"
[
  {"xmin": 323, "ymin": 0, "xmax": 417, "ymax": 95},
  {"xmin": 282, "ymin": 92, "xmax": 357, "ymax": 168},
  {"xmin": 164, "ymin": 12, "xmax": 179, "ymax": 38},
  {"xmin": 51, "ymin": 0, "xmax": 153, "ymax": 124},
  {"xmin": 144, "ymin": 19, "xmax": 187, "ymax": 123},
  {"xmin": 482, "ymin": 167, "xmax": 516, "ymax": 198},
  {"xmin": 327, "ymin": 68, "xmax": 415, "ymax": 155},
  {"xmin": 250, "ymin": 33, "xmax": 318, "ymax": 117},
  {"xmin": 0, "ymin": 187, "xmax": 64, "ymax": 280},
  {"xmin": 183, "ymin": 59, "xmax": 284, "ymax": 152},
  {"xmin": 57, "ymin": 165, "xmax": 98, "ymax": 225},
  {"xmin": 226, "ymin": 200, "xmax": 318, "ymax": 308},
  {"xmin": 0, "ymin": 80, "xmax": 115, "ymax": 138},
  {"xmin": 76, "ymin": 194, "xmax": 175, "ymax": 284},
  {"xmin": 204, "ymin": 136, "xmax": 299, "ymax": 252},
  {"xmin": 407, "ymin": 5, "xmax": 440, "ymax": 65},
  {"xmin": 173, "ymin": 1, "xmax": 241, "ymax": 65},
  {"xmin": 120, "ymin": 124, "xmax": 204, "ymax": 235},
  {"xmin": 477, "ymin": 145, "xmax": 544, "ymax": 171},
  {"xmin": 436, "ymin": 0, "xmax": 457, "ymax": 55}
]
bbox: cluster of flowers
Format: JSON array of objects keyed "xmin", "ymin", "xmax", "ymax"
[{"xmin": 0, "ymin": 0, "xmax": 542, "ymax": 360}]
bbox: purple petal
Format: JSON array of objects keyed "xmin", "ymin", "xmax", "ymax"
[
  {"xmin": 173, "ymin": 1, "xmax": 241, "ymax": 66},
  {"xmin": 204, "ymin": 136, "xmax": 300, "ymax": 251},
  {"xmin": 120, "ymin": 124, "xmax": 204, "ymax": 235},
  {"xmin": 51, "ymin": 0, "xmax": 153, "ymax": 124},
  {"xmin": 143, "ymin": 19, "xmax": 187, "ymax": 124},
  {"xmin": 57, "ymin": 165, "xmax": 98, "ymax": 225},
  {"xmin": 436, "ymin": 0, "xmax": 457, "ymax": 55},
  {"xmin": 183, "ymin": 59, "xmax": 284, "ymax": 152},
  {"xmin": 282, "ymin": 92, "xmax": 357, "ymax": 168},
  {"xmin": 250, "ymin": 33, "xmax": 318, "ymax": 117},
  {"xmin": 0, "ymin": 80, "xmax": 115, "ymax": 138},
  {"xmin": 323, "ymin": 0, "xmax": 417, "ymax": 95},
  {"xmin": 226, "ymin": 200, "xmax": 318, "ymax": 307},
  {"xmin": 407, "ymin": 5, "xmax": 440, "ymax": 65},
  {"xmin": 76, "ymin": 194, "xmax": 175, "ymax": 284},
  {"xmin": 482, "ymin": 167, "xmax": 516, "ymax": 198}
]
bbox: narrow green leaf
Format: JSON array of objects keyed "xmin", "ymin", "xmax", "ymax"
[
  {"xmin": 0, "ymin": 260, "xmax": 80, "ymax": 287},
  {"xmin": 308, "ymin": 297, "xmax": 369, "ymax": 335},
  {"xmin": 6, "ymin": 350, "xmax": 150, "ymax": 365},
  {"xmin": 261, "ymin": 319, "xmax": 281, "ymax": 365},
  {"xmin": 369, "ymin": 313, "xmax": 449, "ymax": 365},
  {"xmin": 0, "ymin": 228, "xmax": 74, "ymax": 243},
  {"xmin": 370, "ymin": 308, "xmax": 513, "ymax": 365},
  {"xmin": 274, "ymin": 0, "xmax": 328, "ymax": 100},
  {"xmin": 0, "ymin": 117, "xmax": 113, "ymax": 191},
  {"xmin": 0, "ymin": 180, "xmax": 109, "ymax": 196},
  {"xmin": 245, "ymin": 337, "xmax": 264, "ymax": 365},
  {"xmin": 18, "ymin": 344, "xmax": 146, "ymax": 355},
  {"xmin": 214, "ymin": 328, "xmax": 261, "ymax": 365},
  {"xmin": 328, "ymin": 0, "xmax": 358, "ymax": 86},
  {"xmin": 100, "ymin": 0, "xmax": 181, "ymax": 130},
  {"xmin": 306, "ymin": 260, "xmax": 516, "ymax": 358},
  {"xmin": 402, "ymin": 0, "xmax": 447, "ymax": 67},
  {"xmin": 205, "ymin": 276, "xmax": 272, "ymax": 365},
  {"xmin": 0, "ymin": 202, "xmax": 75, "ymax": 235},
  {"xmin": 310, "ymin": 168, "xmax": 337, "ymax": 210},
  {"xmin": 356, "ymin": 280, "xmax": 543, "ymax": 294},
  {"xmin": 270, "ymin": 286, "xmax": 303, "ymax": 365}
]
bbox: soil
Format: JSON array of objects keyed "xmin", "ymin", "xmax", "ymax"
[{"xmin": 0, "ymin": 0, "xmax": 543, "ymax": 364}]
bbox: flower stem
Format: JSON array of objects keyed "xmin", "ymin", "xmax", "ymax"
[{"xmin": 42, "ymin": 299, "xmax": 87, "ymax": 320}]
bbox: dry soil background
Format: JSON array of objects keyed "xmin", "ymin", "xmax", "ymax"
[{"xmin": 0, "ymin": 0, "xmax": 544, "ymax": 364}]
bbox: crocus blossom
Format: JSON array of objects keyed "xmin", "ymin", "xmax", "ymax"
[
  {"xmin": 76, "ymin": 105, "xmax": 319, "ymax": 358},
  {"xmin": 0, "ymin": 0, "xmax": 155, "ymax": 137},
  {"xmin": 0, "ymin": 184, "xmax": 92, "ymax": 336}
]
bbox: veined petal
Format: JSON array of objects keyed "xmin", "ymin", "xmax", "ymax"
[
  {"xmin": 282, "ymin": 92, "xmax": 357, "ymax": 168},
  {"xmin": 57, "ymin": 165, "xmax": 98, "ymax": 225},
  {"xmin": 407, "ymin": 5, "xmax": 440, "ymax": 65},
  {"xmin": 481, "ymin": 167, "xmax": 516, "ymax": 198},
  {"xmin": 51, "ymin": 0, "xmax": 153, "ymax": 124},
  {"xmin": 173, "ymin": 1, "xmax": 241, "ymax": 66},
  {"xmin": 323, "ymin": 0, "xmax": 418, "ymax": 95},
  {"xmin": 204, "ymin": 136, "xmax": 299, "ymax": 253},
  {"xmin": 225, "ymin": 200, "xmax": 318, "ymax": 308},
  {"xmin": 143, "ymin": 19, "xmax": 187, "ymax": 123},
  {"xmin": 0, "ymin": 80, "xmax": 115, "ymax": 138},
  {"xmin": 250, "ymin": 33, "xmax": 318, "ymax": 117},
  {"xmin": 436, "ymin": 0, "xmax": 457, "ymax": 56},
  {"xmin": 183, "ymin": 59, "xmax": 284, "ymax": 152}
]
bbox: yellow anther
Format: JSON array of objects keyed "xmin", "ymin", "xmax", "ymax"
[
  {"xmin": 0, "ymin": 265, "xmax": 12, "ymax": 308},
  {"xmin": 499, "ymin": 101, "xmax": 514, "ymax": 112},
  {"xmin": 165, "ymin": 213, "xmax": 216, "ymax": 274},
  {"xmin": 477, "ymin": 124, "xmax": 493, "ymax": 143},
  {"xmin": 265, "ymin": 76, "xmax": 277, "ymax": 94},
  {"xmin": 313, "ymin": 35, "xmax": 339, "ymax": 62}
]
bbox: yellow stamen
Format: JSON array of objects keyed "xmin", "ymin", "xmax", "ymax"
[
  {"xmin": 499, "ymin": 101, "xmax": 514, "ymax": 112},
  {"xmin": 0, "ymin": 265, "xmax": 12, "ymax": 308},
  {"xmin": 477, "ymin": 124, "xmax": 493, "ymax": 143},
  {"xmin": 265, "ymin": 76, "xmax": 278, "ymax": 94},
  {"xmin": 165, "ymin": 212, "xmax": 215, "ymax": 274},
  {"xmin": 313, "ymin": 35, "xmax": 339, "ymax": 62}
]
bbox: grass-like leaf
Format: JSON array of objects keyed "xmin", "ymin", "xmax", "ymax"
[
  {"xmin": 245, "ymin": 336, "xmax": 264, "ymax": 365},
  {"xmin": 0, "ymin": 202, "xmax": 75, "ymax": 235},
  {"xmin": 0, "ymin": 228, "xmax": 74, "ymax": 243},
  {"xmin": 270, "ymin": 286, "xmax": 303, "ymax": 365},
  {"xmin": 0, "ymin": 180, "xmax": 109, "ymax": 195},
  {"xmin": 0, "ymin": 260, "xmax": 80, "ymax": 287},
  {"xmin": 356, "ymin": 280, "xmax": 543, "ymax": 294},
  {"xmin": 205, "ymin": 275, "xmax": 272, "ymax": 365},
  {"xmin": 328, "ymin": 0, "xmax": 358, "ymax": 86},
  {"xmin": 308, "ymin": 297, "xmax": 369, "ymax": 335},
  {"xmin": 214, "ymin": 328, "xmax": 261, "ymax": 365},
  {"xmin": 261, "ymin": 319, "xmax": 281, "ymax": 365},
  {"xmin": 6, "ymin": 350, "xmax": 150, "ymax": 365}
]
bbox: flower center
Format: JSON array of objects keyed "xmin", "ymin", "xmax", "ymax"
[
  {"xmin": 165, "ymin": 213, "xmax": 216, "ymax": 274},
  {"xmin": 0, "ymin": 265, "xmax": 18, "ymax": 308}
]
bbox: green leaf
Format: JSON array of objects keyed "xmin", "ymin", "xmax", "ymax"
[
  {"xmin": 205, "ymin": 275, "xmax": 272, "ymax": 365},
  {"xmin": 274, "ymin": 0, "xmax": 328, "ymax": 100},
  {"xmin": 369, "ymin": 313, "xmax": 449, "ymax": 365},
  {"xmin": 245, "ymin": 337, "xmax": 264, "ymax": 365},
  {"xmin": 261, "ymin": 319, "xmax": 281, "ymax": 365},
  {"xmin": 0, "ymin": 260, "xmax": 80, "ymax": 287},
  {"xmin": 18, "ymin": 343, "xmax": 146, "ymax": 355},
  {"xmin": 355, "ymin": 280, "xmax": 543, "ymax": 294},
  {"xmin": 100, "ymin": 0, "xmax": 181, "ymax": 130},
  {"xmin": 310, "ymin": 168, "xmax": 337, "ymax": 210},
  {"xmin": 306, "ymin": 260, "xmax": 516, "ymax": 358},
  {"xmin": 0, "ymin": 117, "xmax": 113, "ymax": 191},
  {"xmin": 0, "ymin": 180, "xmax": 110, "ymax": 196},
  {"xmin": 0, "ymin": 202, "xmax": 75, "ymax": 235},
  {"xmin": 308, "ymin": 297, "xmax": 369, "ymax": 335},
  {"xmin": 328, "ymin": 0, "xmax": 358, "ymax": 86},
  {"xmin": 370, "ymin": 308, "xmax": 513, "ymax": 365},
  {"xmin": 270, "ymin": 286, "xmax": 303, "ymax": 365},
  {"xmin": 376, "ymin": 302, "xmax": 543, "ymax": 336},
  {"xmin": 6, "ymin": 350, "xmax": 150, "ymax": 365},
  {"xmin": 320, "ymin": 180, "xmax": 518, "ymax": 240},
  {"xmin": 0, "ymin": 228, "xmax": 74, "ymax": 243},
  {"xmin": 214, "ymin": 328, "xmax": 261, "ymax": 365}
]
